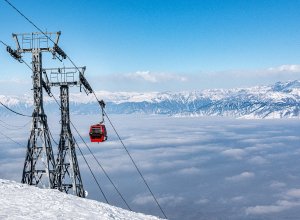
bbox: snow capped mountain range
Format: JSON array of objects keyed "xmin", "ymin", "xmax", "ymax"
[
  {"xmin": 1, "ymin": 80, "xmax": 300, "ymax": 119},
  {"xmin": 0, "ymin": 179, "xmax": 162, "ymax": 220}
]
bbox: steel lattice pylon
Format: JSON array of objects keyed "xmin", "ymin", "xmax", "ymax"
[
  {"xmin": 8, "ymin": 32, "xmax": 65, "ymax": 188},
  {"xmin": 9, "ymin": 31, "xmax": 88, "ymax": 196},
  {"xmin": 42, "ymin": 66, "xmax": 87, "ymax": 197},
  {"xmin": 22, "ymin": 50, "xmax": 56, "ymax": 187},
  {"xmin": 54, "ymin": 85, "xmax": 85, "ymax": 197}
]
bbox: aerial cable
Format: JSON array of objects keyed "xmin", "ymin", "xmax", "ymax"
[
  {"xmin": 70, "ymin": 120, "xmax": 132, "ymax": 210},
  {"xmin": 48, "ymin": 128, "xmax": 59, "ymax": 146},
  {"xmin": 0, "ymin": 129, "xmax": 24, "ymax": 147},
  {"xmin": 0, "ymin": 121, "xmax": 30, "ymax": 130},
  {"xmin": 4, "ymin": 1, "xmax": 167, "ymax": 217},
  {"xmin": 4, "ymin": 0, "xmax": 49, "ymax": 42},
  {"xmin": 4, "ymin": 0, "xmax": 79, "ymax": 71},
  {"xmin": 102, "ymin": 107, "xmax": 168, "ymax": 219},
  {"xmin": 90, "ymin": 90, "xmax": 168, "ymax": 219},
  {"xmin": 3, "ymin": 0, "xmax": 93, "ymax": 88},
  {"xmin": 19, "ymin": 58, "xmax": 32, "ymax": 71},
  {"xmin": 1, "ymin": 39, "xmax": 59, "ymax": 145},
  {"xmin": 50, "ymin": 93, "xmax": 131, "ymax": 210},
  {"xmin": 3, "ymin": 0, "xmax": 89, "ymax": 82},
  {"xmin": 0, "ymin": 39, "xmax": 32, "ymax": 71},
  {"xmin": 73, "ymin": 138, "xmax": 109, "ymax": 204},
  {"xmin": 0, "ymin": 101, "xmax": 32, "ymax": 117},
  {"xmin": 2, "ymin": 34, "xmax": 122, "ymax": 207},
  {"xmin": 0, "ymin": 40, "xmax": 35, "ymax": 119},
  {"xmin": 0, "ymin": 119, "xmax": 31, "ymax": 129},
  {"xmin": 0, "ymin": 40, "xmax": 9, "ymax": 47},
  {"xmin": 1, "ymin": 39, "xmax": 32, "ymax": 71},
  {"xmin": 4, "ymin": 0, "xmax": 109, "ymax": 204}
]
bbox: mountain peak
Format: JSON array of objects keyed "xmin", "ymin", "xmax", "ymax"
[{"xmin": 272, "ymin": 80, "xmax": 300, "ymax": 92}]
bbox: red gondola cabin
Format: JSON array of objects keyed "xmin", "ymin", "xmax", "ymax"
[{"xmin": 89, "ymin": 124, "xmax": 107, "ymax": 143}]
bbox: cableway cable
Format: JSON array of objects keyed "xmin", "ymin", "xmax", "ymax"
[
  {"xmin": 0, "ymin": 129, "xmax": 24, "ymax": 147},
  {"xmin": 0, "ymin": 41, "xmax": 33, "ymax": 118},
  {"xmin": 0, "ymin": 39, "xmax": 33, "ymax": 70},
  {"xmin": 3, "ymin": 0, "xmax": 55, "ymax": 45},
  {"xmin": 0, "ymin": 121, "xmax": 29, "ymax": 130},
  {"xmin": 103, "ymin": 108, "xmax": 168, "ymax": 219},
  {"xmin": 0, "ymin": 101, "xmax": 32, "ymax": 117},
  {"xmin": 47, "ymin": 95, "xmax": 110, "ymax": 204},
  {"xmin": 19, "ymin": 58, "xmax": 32, "ymax": 71},
  {"xmin": 0, "ymin": 40, "xmax": 32, "ymax": 118},
  {"xmin": 73, "ymin": 137, "xmax": 109, "ymax": 204},
  {"xmin": 89, "ymin": 90, "xmax": 167, "ymax": 218},
  {"xmin": 4, "ymin": 1, "xmax": 167, "ymax": 217},
  {"xmin": 50, "ymin": 94, "xmax": 131, "ymax": 210},
  {"xmin": 0, "ymin": 101, "xmax": 59, "ymax": 148},
  {"xmin": 1, "ymin": 33, "xmax": 117, "ymax": 210},
  {"xmin": 70, "ymin": 120, "xmax": 132, "ymax": 210},
  {"xmin": 90, "ymin": 90, "xmax": 168, "ymax": 218},
  {"xmin": 0, "ymin": 40, "xmax": 9, "ymax": 47},
  {"xmin": 48, "ymin": 128, "xmax": 59, "ymax": 146},
  {"xmin": 0, "ymin": 119, "xmax": 31, "ymax": 129}
]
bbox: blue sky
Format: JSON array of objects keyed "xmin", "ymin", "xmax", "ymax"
[{"xmin": 1, "ymin": 0, "xmax": 300, "ymax": 93}]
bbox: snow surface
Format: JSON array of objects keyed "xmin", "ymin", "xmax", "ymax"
[{"xmin": 0, "ymin": 179, "xmax": 163, "ymax": 220}]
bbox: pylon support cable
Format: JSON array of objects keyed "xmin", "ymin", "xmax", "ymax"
[
  {"xmin": 4, "ymin": 1, "xmax": 167, "ymax": 216},
  {"xmin": 70, "ymin": 120, "xmax": 132, "ymax": 210},
  {"xmin": 50, "ymin": 94, "xmax": 130, "ymax": 209},
  {"xmin": 0, "ymin": 101, "xmax": 32, "ymax": 117},
  {"xmin": 1, "ymin": 39, "xmax": 33, "ymax": 71},
  {"xmin": 73, "ymin": 138, "xmax": 109, "ymax": 204},
  {"xmin": 0, "ymin": 121, "xmax": 30, "ymax": 130},
  {"xmin": 102, "ymin": 108, "xmax": 168, "ymax": 219},
  {"xmin": 0, "ymin": 119, "xmax": 31, "ymax": 128},
  {"xmin": 4, "ymin": 0, "xmax": 54, "ymax": 44},
  {"xmin": 0, "ymin": 40, "xmax": 9, "ymax": 47},
  {"xmin": 0, "ymin": 129, "xmax": 24, "ymax": 147},
  {"xmin": 90, "ymin": 91, "xmax": 167, "ymax": 219},
  {"xmin": 48, "ymin": 128, "xmax": 59, "ymax": 146}
]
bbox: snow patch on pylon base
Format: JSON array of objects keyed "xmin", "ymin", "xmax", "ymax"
[{"xmin": 0, "ymin": 179, "xmax": 164, "ymax": 220}]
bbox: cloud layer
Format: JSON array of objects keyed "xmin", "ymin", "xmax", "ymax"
[
  {"xmin": 267, "ymin": 64, "xmax": 300, "ymax": 73},
  {"xmin": 0, "ymin": 115, "xmax": 300, "ymax": 220},
  {"xmin": 124, "ymin": 71, "xmax": 188, "ymax": 83}
]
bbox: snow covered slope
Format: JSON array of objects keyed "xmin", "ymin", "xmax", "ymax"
[
  {"xmin": 0, "ymin": 179, "xmax": 163, "ymax": 220},
  {"xmin": 1, "ymin": 80, "xmax": 300, "ymax": 118}
]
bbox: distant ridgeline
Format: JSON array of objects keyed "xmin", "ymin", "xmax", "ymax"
[{"xmin": 1, "ymin": 80, "xmax": 300, "ymax": 119}]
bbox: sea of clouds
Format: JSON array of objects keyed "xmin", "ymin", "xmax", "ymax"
[{"xmin": 0, "ymin": 114, "xmax": 299, "ymax": 220}]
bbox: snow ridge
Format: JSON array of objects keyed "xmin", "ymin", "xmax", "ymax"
[{"xmin": 0, "ymin": 179, "xmax": 162, "ymax": 220}]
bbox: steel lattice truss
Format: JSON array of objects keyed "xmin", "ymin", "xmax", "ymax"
[{"xmin": 54, "ymin": 85, "xmax": 84, "ymax": 197}]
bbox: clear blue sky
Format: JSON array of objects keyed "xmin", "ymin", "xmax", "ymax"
[{"xmin": 1, "ymin": 0, "xmax": 300, "ymax": 93}]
